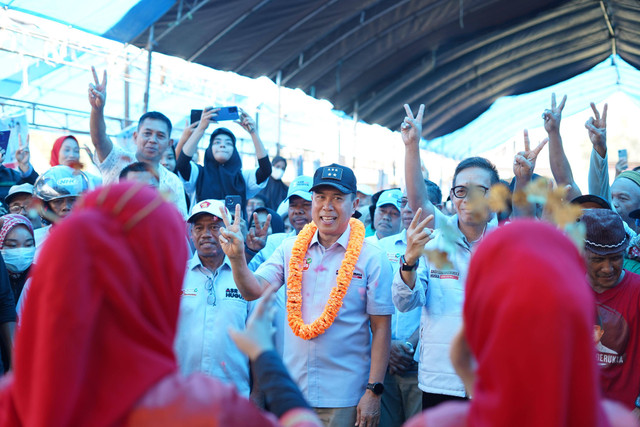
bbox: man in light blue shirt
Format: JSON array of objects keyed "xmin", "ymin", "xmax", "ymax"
[
  {"xmin": 174, "ymin": 199, "xmax": 252, "ymax": 396},
  {"xmin": 219, "ymin": 164, "xmax": 393, "ymax": 427}
]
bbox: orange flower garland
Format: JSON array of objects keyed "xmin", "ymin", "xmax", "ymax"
[{"xmin": 287, "ymin": 218, "xmax": 365, "ymax": 340}]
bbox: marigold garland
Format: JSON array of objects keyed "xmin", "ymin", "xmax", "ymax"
[{"xmin": 286, "ymin": 218, "xmax": 365, "ymax": 340}]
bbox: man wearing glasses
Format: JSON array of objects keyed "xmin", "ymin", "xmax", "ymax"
[
  {"xmin": 392, "ymin": 104, "xmax": 500, "ymax": 409},
  {"xmin": 174, "ymin": 199, "xmax": 252, "ymax": 396}
]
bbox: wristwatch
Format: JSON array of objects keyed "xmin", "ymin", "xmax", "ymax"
[
  {"xmin": 400, "ymin": 255, "xmax": 419, "ymax": 271},
  {"xmin": 366, "ymin": 382, "xmax": 384, "ymax": 396}
]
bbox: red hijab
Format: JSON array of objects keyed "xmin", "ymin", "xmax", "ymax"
[
  {"xmin": 0, "ymin": 182, "xmax": 188, "ymax": 426},
  {"xmin": 464, "ymin": 220, "xmax": 609, "ymax": 427},
  {"xmin": 50, "ymin": 135, "xmax": 78, "ymax": 167}
]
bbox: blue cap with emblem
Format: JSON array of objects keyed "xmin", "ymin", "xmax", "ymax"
[
  {"xmin": 285, "ymin": 175, "xmax": 313, "ymax": 202},
  {"xmin": 310, "ymin": 163, "xmax": 357, "ymax": 194}
]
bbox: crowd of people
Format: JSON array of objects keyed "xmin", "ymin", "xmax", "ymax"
[{"xmin": 0, "ymin": 66, "xmax": 635, "ymax": 427}]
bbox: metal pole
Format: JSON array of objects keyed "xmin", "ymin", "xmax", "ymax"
[
  {"xmin": 143, "ymin": 25, "xmax": 154, "ymax": 114},
  {"xmin": 276, "ymin": 70, "xmax": 282, "ymax": 156},
  {"xmin": 124, "ymin": 53, "xmax": 131, "ymax": 127}
]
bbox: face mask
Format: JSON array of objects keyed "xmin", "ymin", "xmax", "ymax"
[
  {"xmin": 271, "ymin": 167, "xmax": 285, "ymax": 180},
  {"xmin": 1, "ymin": 247, "xmax": 35, "ymax": 273}
]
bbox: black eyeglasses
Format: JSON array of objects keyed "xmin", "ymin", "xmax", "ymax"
[{"xmin": 451, "ymin": 185, "xmax": 489, "ymax": 199}]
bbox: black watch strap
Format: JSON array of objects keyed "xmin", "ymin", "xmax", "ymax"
[
  {"xmin": 366, "ymin": 382, "xmax": 384, "ymax": 395},
  {"xmin": 400, "ymin": 255, "xmax": 419, "ymax": 271}
]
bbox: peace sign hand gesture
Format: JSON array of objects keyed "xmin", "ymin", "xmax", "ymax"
[
  {"xmin": 405, "ymin": 208, "xmax": 434, "ymax": 265},
  {"xmin": 513, "ymin": 129, "xmax": 548, "ymax": 180},
  {"xmin": 88, "ymin": 66, "xmax": 107, "ymax": 111},
  {"xmin": 218, "ymin": 203, "xmax": 247, "ymax": 261},
  {"xmin": 15, "ymin": 132, "xmax": 31, "ymax": 172},
  {"xmin": 585, "ymin": 102, "xmax": 607, "ymax": 156},
  {"xmin": 401, "ymin": 104, "xmax": 424, "ymax": 147},
  {"xmin": 246, "ymin": 211, "xmax": 272, "ymax": 252},
  {"xmin": 543, "ymin": 93, "xmax": 566, "ymax": 134}
]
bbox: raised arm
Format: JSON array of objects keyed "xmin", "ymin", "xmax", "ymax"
[
  {"xmin": 585, "ymin": 102, "xmax": 611, "ymax": 201},
  {"xmin": 174, "ymin": 120, "xmax": 198, "ymax": 159},
  {"xmin": 176, "ymin": 107, "xmax": 218, "ymax": 180},
  {"xmin": 512, "ymin": 129, "xmax": 548, "ymax": 217},
  {"xmin": 14, "ymin": 133, "xmax": 36, "ymax": 179},
  {"xmin": 87, "ymin": 67, "xmax": 113, "ymax": 163},
  {"xmin": 218, "ymin": 204, "xmax": 270, "ymax": 300},
  {"xmin": 236, "ymin": 108, "xmax": 271, "ymax": 184},
  {"xmin": 544, "ymin": 93, "xmax": 581, "ymax": 200},
  {"xmin": 401, "ymin": 104, "xmax": 435, "ymax": 226}
]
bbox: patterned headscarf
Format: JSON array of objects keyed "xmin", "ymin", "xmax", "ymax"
[{"xmin": 0, "ymin": 214, "xmax": 33, "ymax": 249}]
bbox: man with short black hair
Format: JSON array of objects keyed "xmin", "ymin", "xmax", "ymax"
[
  {"xmin": 88, "ymin": 67, "xmax": 187, "ymax": 217},
  {"xmin": 394, "ymin": 104, "xmax": 504, "ymax": 408},
  {"xmin": 174, "ymin": 199, "xmax": 252, "ymax": 396},
  {"xmin": 220, "ymin": 164, "xmax": 393, "ymax": 427},
  {"xmin": 581, "ymin": 208, "xmax": 640, "ymax": 414},
  {"xmin": 119, "ymin": 162, "xmax": 159, "ymax": 187}
]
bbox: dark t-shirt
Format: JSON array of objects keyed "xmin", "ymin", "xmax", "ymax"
[{"xmin": 595, "ymin": 270, "xmax": 640, "ymax": 408}]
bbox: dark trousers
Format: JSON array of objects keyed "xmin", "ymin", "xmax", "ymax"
[{"xmin": 422, "ymin": 391, "xmax": 468, "ymax": 410}]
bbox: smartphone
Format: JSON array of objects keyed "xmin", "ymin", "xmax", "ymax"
[
  {"xmin": 0, "ymin": 130, "xmax": 10, "ymax": 155},
  {"xmin": 225, "ymin": 195, "xmax": 242, "ymax": 213},
  {"xmin": 190, "ymin": 107, "xmax": 239, "ymax": 124},
  {"xmin": 619, "ymin": 149, "xmax": 628, "ymax": 161},
  {"xmin": 217, "ymin": 106, "xmax": 239, "ymax": 121},
  {"xmin": 190, "ymin": 109, "xmax": 202, "ymax": 125}
]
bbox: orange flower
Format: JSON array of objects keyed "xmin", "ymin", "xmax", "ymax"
[{"xmin": 286, "ymin": 218, "xmax": 365, "ymax": 340}]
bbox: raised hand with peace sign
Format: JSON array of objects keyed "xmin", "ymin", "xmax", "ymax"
[
  {"xmin": 585, "ymin": 102, "xmax": 608, "ymax": 158},
  {"xmin": 513, "ymin": 129, "xmax": 548, "ymax": 182}
]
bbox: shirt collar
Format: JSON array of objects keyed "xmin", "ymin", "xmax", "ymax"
[
  {"xmin": 449, "ymin": 213, "xmax": 498, "ymax": 248},
  {"xmin": 310, "ymin": 223, "xmax": 352, "ymax": 250},
  {"xmin": 188, "ymin": 252, "xmax": 230, "ymax": 272}
]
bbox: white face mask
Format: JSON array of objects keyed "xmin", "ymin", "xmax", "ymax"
[
  {"xmin": 271, "ymin": 167, "xmax": 285, "ymax": 180},
  {"xmin": 2, "ymin": 247, "xmax": 35, "ymax": 273}
]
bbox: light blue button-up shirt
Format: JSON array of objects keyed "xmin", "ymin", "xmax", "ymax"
[
  {"xmin": 174, "ymin": 253, "xmax": 252, "ymax": 396},
  {"xmin": 255, "ymin": 224, "xmax": 394, "ymax": 407},
  {"xmin": 376, "ymin": 229, "xmax": 421, "ymax": 343}
]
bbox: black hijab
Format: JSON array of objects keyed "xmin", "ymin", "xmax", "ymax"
[{"xmin": 195, "ymin": 128, "xmax": 247, "ymax": 208}]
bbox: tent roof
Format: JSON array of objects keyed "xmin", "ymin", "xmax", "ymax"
[
  {"xmin": 121, "ymin": 0, "xmax": 640, "ymax": 139},
  {"xmin": 4, "ymin": 0, "xmax": 640, "ymax": 142}
]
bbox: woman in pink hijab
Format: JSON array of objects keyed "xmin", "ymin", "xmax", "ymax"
[{"xmin": 405, "ymin": 220, "xmax": 638, "ymax": 427}]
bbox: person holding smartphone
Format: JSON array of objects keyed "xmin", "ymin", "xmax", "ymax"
[{"xmin": 177, "ymin": 106, "xmax": 271, "ymax": 216}]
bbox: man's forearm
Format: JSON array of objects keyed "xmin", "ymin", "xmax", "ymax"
[
  {"xmin": 89, "ymin": 108, "xmax": 112, "ymax": 162},
  {"xmin": 404, "ymin": 142, "xmax": 434, "ymax": 223},
  {"xmin": 229, "ymin": 256, "xmax": 266, "ymax": 301},
  {"xmin": 399, "ymin": 269, "xmax": 417, "ymax": 290},
  {"xmin": 548, "ymin": 131, "xmax": 575, "ymax": 187}
]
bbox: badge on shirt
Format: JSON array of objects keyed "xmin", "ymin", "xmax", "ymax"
[
  {"xmin": 430, "ymin": 269, "xmax": 459, "ymax": 280},
  {"xmin": 387, "ymin": 252, "xmax": 401, "ymax": 263},
  {"xmin": 225, "ymin": 288, "xmax": 246, "ymax": 301},
  {"xmin": 181, "ymin": 288, "xmax": 198, "ymax": 296},
  {"xmin": 303, "ymin": 257, "xmax": 312, "ymax": 271},
  {"xmin": 336, "ymin": 270, "xmax": 363, "ymax": 280}
]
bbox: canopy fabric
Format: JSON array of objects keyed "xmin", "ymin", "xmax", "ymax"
[
  {"xmin": 3, "ymin": 0, "xmax": 640, "ymax": 152},
  {"xmin": 121, "ymin": 0, "xmax": 640, "ymax": 140}
]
